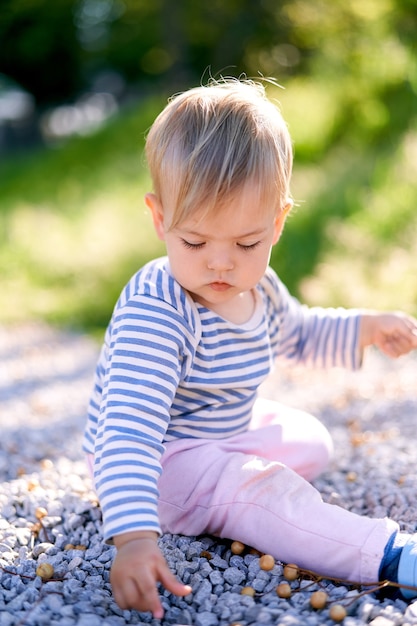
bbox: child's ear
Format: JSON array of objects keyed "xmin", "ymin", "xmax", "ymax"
[
  {"xmin": 145, "ymin": 193, "xmax": 165, "ymax": 241},
  {"xmin": 272, "ymin": 201, "xmax": 292, "ymax": 245}
]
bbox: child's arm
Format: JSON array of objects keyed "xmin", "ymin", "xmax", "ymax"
[
  {"xmin": 111, "ymin": 531, "xmax": 192, "ymax": 618},
  {"xmin": 359, "ymin": 311, "xmax": 417, "ymax": 357}
]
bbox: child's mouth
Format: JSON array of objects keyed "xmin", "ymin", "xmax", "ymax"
[{"xmin": 210, "ymin": 282, "xmax": 232, "ymax": 292}]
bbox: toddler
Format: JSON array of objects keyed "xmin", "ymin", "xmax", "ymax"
[{"xmin": 83, "ymin": 78, "xmax": 417, "ymax": 618}]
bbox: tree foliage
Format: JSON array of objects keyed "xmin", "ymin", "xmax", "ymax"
[
  {"xmin": 0, "ymin": 0, "xmax": 412, "ymax": 100},
  {"xmin": 0, "ymin": 0, "xmax": 82, "ymax": 104}
]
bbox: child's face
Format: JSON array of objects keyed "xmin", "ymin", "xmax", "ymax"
[{"xmin": 147, "ymin": 186, "xmax": 287, "ymax": 319}]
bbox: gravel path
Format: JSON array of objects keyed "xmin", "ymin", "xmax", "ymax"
[{"xmin": 1, "ymin": 322, "xmax": 417, "ymax": 626}]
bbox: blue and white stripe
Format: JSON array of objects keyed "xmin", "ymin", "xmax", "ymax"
[{"xmin": 83, "ymin": 256, "xmax": 361, "ymax": 541}]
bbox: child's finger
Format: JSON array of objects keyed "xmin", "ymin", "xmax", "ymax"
[
  {"xmin": 384, "ymin": 334, "xmax": 415, "ymax": 357},
  {"xmin": 158, "ymin": 565, "xmax": 192, "ymax": 599}
]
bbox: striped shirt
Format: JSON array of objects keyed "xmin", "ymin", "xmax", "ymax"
[{"xmin": 83, "ymin": 256, "xmax": 361, "ymax": 541}]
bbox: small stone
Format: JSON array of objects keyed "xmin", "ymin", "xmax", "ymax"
[
  {"xmin": 68, "ymin": 556, "xmax": 84, "ymax": 571},
  {"xmin": 223, "ymin": 568, "xmax": 246, "ymax": 586},
  {"xmin": 195, "ymin": 611, "xmax": 218, "ymax": 626},
  {"xmin": 74, "ymin": 614, "xmax": 102, "ymax": 626},
  {"xmin": 193, "ymin": 579, "xmax": 212, "ymax": 606},
  {"xmin": 32, "ymin": 543, "xmax": 54, "ymax": 557},
  {"xmin": 209, "ymin": 570, "xmax": 224, "ymax": 586}
]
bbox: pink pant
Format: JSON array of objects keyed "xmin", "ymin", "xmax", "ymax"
[{"xmin": 157, "ymin": 398, "xmax": 398, "ymax": 583}]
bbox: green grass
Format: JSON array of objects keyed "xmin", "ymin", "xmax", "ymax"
[
  {"xmin": 275, "ymin": 79, "xmax": 417, "ymax": 314},
  {"xmin": 1, "ymin": 84, "xmax": 416, "ymax": 336},
  {"xmin": 0, "ymin": 98, "xmax": 166, "ymax": 333}
]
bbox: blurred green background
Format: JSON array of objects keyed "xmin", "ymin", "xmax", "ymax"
[{"xmin": 1, "ymin": 0, "xmax": 416, "ymax": 335}]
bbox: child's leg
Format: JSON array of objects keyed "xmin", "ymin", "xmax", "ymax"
[
  {"xmin": 158, "ymin": 432, "xmax": 398, "ymax": 584},
  {"xmin": 249, "ymin": 397, "xmax": 334, "ymax": 481}
]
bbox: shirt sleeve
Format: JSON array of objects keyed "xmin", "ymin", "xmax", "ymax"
[
  {"xmin": 92, "ymin": 295, "xmax": 195, "ymax": 542},
  {"xmin": 265, "ymin": 270, "xmax": 362, "ymax": 370}
]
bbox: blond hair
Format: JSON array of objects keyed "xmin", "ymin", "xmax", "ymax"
[{"xmin": 145, "ymin": 78, "xmax": 293, "ymax": 229}]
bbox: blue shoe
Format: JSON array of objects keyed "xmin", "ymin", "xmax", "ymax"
[{"xmin": 397, "ymin": 535, "xmax": 417, "ymax": 599}]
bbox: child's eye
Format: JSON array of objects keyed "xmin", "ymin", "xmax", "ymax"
[
  {"xmin": 181, "ymin": 239, "xmax": 205, "ymax": 250},
  {"xmin": 238, "ymin": 241, "xmax": 261, "ymax": 251}
]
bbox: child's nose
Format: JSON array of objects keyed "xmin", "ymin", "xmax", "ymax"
[{"xmin": 207, "ymin": 249, "xmax": 234, "ymax": 271}]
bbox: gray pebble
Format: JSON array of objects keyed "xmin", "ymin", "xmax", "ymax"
[
  {"xmin": 190, "ymin": 572, "xmax": 203, "ymax": 588},
  {"xmin": 97, "ymin": 549, "xmax": 113, "ymax": 563},
  {"xmin": 2, "ymin": 326, "xmax": 417, "ymax": 626},
  {"xmin": 101, "ymin": 618, "xmax": 127, "ymax": 626},
  {"xmin": 64, "ymin": 513, "xmax": 84, "ymax": 531},
  {"xmin": 0, "ymin": 613, "xmax": 16, "ymax": 626},
  {"xmin": 45, "ymin": 593, "xmax": 64, "ymax": 612},
  {"xmin": 84, "ymin": 545, "xmax": 103, "ymax": 560},
  {"xmin": 209, "ymin": 570, "xmax": 224, "ymax": 586},
  {"xmin": 195, "ymin": 611, "xmax": 219, "ymax": 626},
  {"xmin": 193, "ymin": 579, "xmax": 213, "ymax": 606},
  {"xmin": 223, "ymin": 567, "xmax": 246, "ymax": 585},
  {"xmin": 209, "ymin": 554, "xmax": 229, "ymax": 569},
  {"xmin": 229, "ymin": 554, "xmax": 246, "ymax": 569},
  {"xmin": 187, "ymin": 541, "xmax": 203, "ymax": 559},
  {"xmin": 176, "ymin": 559, "xmax": 200, "ymax": 580},
  {"xmin": 251, "ymin": 576, "xmax": 268, "ymax": 592},
  {"xmin": 32, "ymin": 542, "xmax": 54, "ymax": 557},
  {"xmin": 73, "ymin": 569, "xmax": 87, "ymax": 582},
  {"xmin": 199, "ymin": 560, "xmax": 213, "ymax": 578},
  {"xmin": 75, "ymin": 614, "xmax": 103, "ymax": 626},
  {"xmin": 56, "ymin": 618, "xmax": 76, "ymax": 626},
  {"xmin": 68, "ymin": 556, "xmax": 84, "ymax": 570},
  {"xmin": 85, "ymin": 574, "xmax": 104, "ymax": 587}
]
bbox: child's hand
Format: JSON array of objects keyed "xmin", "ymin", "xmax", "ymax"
[
  {"xmin": 360, "ymin": 311, "xmax": 417, "ymax": 358},
  {"xmin": 111, "ymin": 531, "xmax": 192, "ymax": 618}
]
